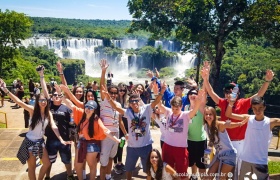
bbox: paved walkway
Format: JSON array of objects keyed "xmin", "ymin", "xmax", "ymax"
[{"xmin": 0, "ymin": 100, "xmax": 279, "ymax": 180}]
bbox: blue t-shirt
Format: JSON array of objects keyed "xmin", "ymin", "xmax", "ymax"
[{"xmin": 163, "ymin": 89, "xmax": 190, "ymax": 110}]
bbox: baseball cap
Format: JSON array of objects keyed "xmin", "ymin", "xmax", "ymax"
[{"xmin": 85, "ymin": 100, "xmax": 98, "ymax": 109}]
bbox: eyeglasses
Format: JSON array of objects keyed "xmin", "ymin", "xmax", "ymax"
[
  {"xmin": 85, "ymin": 106, "xmax": 94, "ymax": 110},
  {"xmin": 38, "ymin": 99, "xmax": 47, "ymax": 103},
  {"xmin": 120, "ymin": 89, "xmax": 127, "ymax": 92},
  {"xmin": 109, "ymin": 91, "xmax": 118, "ymax": 95},
  {"xmin": 52, "ymin": 94, "xmax": 59, "ymax": 97},
  {"xmin": 129, "ymin": 99, "xmax": 139, "ymax": 103}
]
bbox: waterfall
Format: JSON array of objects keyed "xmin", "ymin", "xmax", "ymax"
[
  {"xmin": 175, "ymin": 52, "xmax": 197, "ymax": 78},
  {"xmin": 155, "ymin": 40, "xmax": 163, "ymax": 48},
  {"xmin": 112, "ymin": 39, "xmax": 138, "ymax": 49}
]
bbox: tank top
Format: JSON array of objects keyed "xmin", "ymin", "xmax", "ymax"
[
  {"xmin": 186, "ymin": 105, "xmax": 206, "ymax": 141},
  {"xmin": 214, "ymin": 130, "xmax": 236, "ymax": 155},
  {"xmin": 150, "ymin": 162, "xmax": 173, "ymax": 180},
  {"xmin": 240, "ymin": 115, "xmax": 271, "ymax": 164},
  {"xmin": 26, "ymin": 118, "xmax": 49, "ymax": 141}
]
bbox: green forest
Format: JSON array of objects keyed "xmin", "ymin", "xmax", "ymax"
[{"xmin": 0, "ymin": 7, "xmax": 280, "ymax": 106}]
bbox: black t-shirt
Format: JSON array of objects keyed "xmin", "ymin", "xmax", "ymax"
[{"xmin": 44, "ymin": 101, "xmax": 72, "ymax": 141}]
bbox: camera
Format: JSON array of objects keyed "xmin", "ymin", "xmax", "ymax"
[{"xmin": 36, "ymin": 65, "xmax": 45, "ymax": 71}]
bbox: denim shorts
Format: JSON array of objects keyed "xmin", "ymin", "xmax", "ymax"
[
  {"xmin": 77, "ymin": 139, "xmax": 101, "ymax": 153},
  {"xmin": 217, "ymin": 149, "xmax": 236, "ymax": 167}
]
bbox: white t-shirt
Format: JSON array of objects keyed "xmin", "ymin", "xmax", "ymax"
[
  {"xmin": 100, "ymin": 99, "xmax": 121, "ymax": 132},
  {"xmin": 124, "ymin": 104, "xmax": 153, "ymax": 147},
  {"xmin": 154, "ymin": 114, "xmax": 168, "ymax": 141},
  {"xmin": 163, "ymin": 107, "xmax": 191, "ymax": 147}
]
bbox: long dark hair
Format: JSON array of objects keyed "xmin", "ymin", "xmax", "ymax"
[
  {"xmin": 117, "ymin": 82, "xmax": 129, "ymax": 108},
  {"xmin": 77, "ymin": 109, "xmax": 98, "ymax": 138},
  {"xmin": 146, "ymin": 149, "xmax": 163, "ymax": 180},
  {"xmin": 73, "ymin": 86, "xmax": 84, "ymax": 102},
  {"xmin": 30, "ymin": 93, "xmax": 50, "ymax": 130},
  {"xmin": 204, "ymin": 106, "xmax": 220, "ymax": 145},
  {"xmin": 85, "ymin": 89, "xmax": 100, "ymax": 117}
]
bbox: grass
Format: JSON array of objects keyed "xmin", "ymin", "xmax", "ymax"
[
  {"xmin": 0, "ymin": 123, "xmax": 7, "ymax": 128},
  {"xmin": 269, "ymin": 161, "xmax": 280, "ymax": 174}
]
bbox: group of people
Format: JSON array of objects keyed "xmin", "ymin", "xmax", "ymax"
[{"xmin": 0, "ymin": 59, "xmax": 279, "ymax": 180}]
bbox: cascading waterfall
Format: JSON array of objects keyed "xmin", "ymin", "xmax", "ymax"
[{"xmin": 21, "ymin": 37, "xmax": 196, "ymax": 79}]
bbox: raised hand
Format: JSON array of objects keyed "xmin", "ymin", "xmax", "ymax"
[
  {"xmin": 195, "ymin": 89, "xmax": 206, "ymax": 103},
  {"xmin": 36, "ymin": 65, "xmax": 45, "ymax": 76},
  {"xmin": 146, "ymin": 70, "xmax": 154, "ymax": 78},
  {"xmin": 56, "ymin": 61, "xmax": 63, "ymax": 73},
  {"xmin": 54, "ymin": 84, "xmax": 62, "ymax": 94},
  {"xmin": 99, "ymin": 59, "xmax": 109, "ymax": 71},
  {"xmin": 265, "ymin": 69, "xmax": 274, "ymax": 82},
  {"xmin": 160, "ymin": 81, "xmax": 167, "ymax": 92}
]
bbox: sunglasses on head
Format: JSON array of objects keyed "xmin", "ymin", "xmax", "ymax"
[
  {"xmin": 109, "ymin": 91, "xmax": 118, "ymax": 95},
  {"xmin": 120, "ymin": 89, "xmax": 127, "ymax": 92},
  {"xmin": 38, "ymin": 99, "xmax": 47, "ymax": 103},
  {"xmin": 85, "ymin": 105, "xmax": 94, "ymax": 110},
  {"xmin": 129, "ymin": 99, "xmax": 139, "ymax": 103}
]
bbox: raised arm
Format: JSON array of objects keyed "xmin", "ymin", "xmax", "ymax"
[
  {"xmin": 60, "ymin": 84, "xmax": 83, "ymax": 108},
  {"xmin": 189, "ymin": 89, "xmax": 205, "ymax": 118},
  {"xmin": 57, "ymin": 61, "xmax": 67, "ymax": 86},
  {"xmin": 151, "ymin": 81, "xmax": 167, "ymax": 109},
  {"xmin": 201, "ymin": 61, "xmax": 220, "ymax": 104},
  {"xmin": 102, "ymin": 85, "xmax": 125, "ymax": 115},
  {"xmin": 99, "ymin": 59, "xmax": 109, "ymax": 101},
  {"xmin": 55, "ymin": 84, "xmax": 77, "ymax": 111},
  {"xmin": 0, "ymin": 79, "xmax": 34, "ymax": 114},
  {"xmin": 37, "ymin": 65, "xmax": 50, "ymax": 99},
  {"xmin": 250, "ymin": 69, "xmax": 274, "ymax": 99}
]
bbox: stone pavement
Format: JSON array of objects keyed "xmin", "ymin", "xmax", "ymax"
[{"xmin": 0, "ymin": 100, "xmax": 279, "ymax": 180}]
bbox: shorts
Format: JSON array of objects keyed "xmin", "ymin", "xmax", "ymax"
[
  {"xmin": 187, "ymin": 140, "xmax": 207, "ymax": 169},
  {"xmin": 0, "ymin": 89, "xmax": 5, "ymax": 98},
  {"xmin": 162, "ymin": 143, "xmax": 189, "ymax": 176},
  {"xmin": 77, "ymin": 139, "xmax": 100, "ymax": 153},
  {"xmin": 210, "ymin": 149, "xmax": 236, "ymax": 167},
  {"xmin": 46, "ymin": 139, "xmax": 71, "ymax": 164},
  {"xmin": 239, "ymin": 161, "xmax": 269, "ymax": 180},
  {"xmin": 125, "ymin": 144, "xmax": 152, "ymax": 173},
  {"xmin": 100, "ymin": 134, "xmax": 119, "ymax": 166}
]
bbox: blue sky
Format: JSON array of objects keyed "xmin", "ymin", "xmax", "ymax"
[{"xmin": 1, "ymin": 0, "xmax": 132, "ymax": 20}]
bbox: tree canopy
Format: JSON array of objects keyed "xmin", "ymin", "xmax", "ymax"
[
  {"xmin": 0, "ymin": 9, "xmax": 33, "ymax": 75},
  {"xmin": 127, "ymin": 0, "xmax": 280, "ymax": 88}
]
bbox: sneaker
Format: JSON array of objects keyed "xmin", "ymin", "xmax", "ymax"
[
  {"xmin": 113, "ymin": 164, "xmax": 122, "ymax": 175},
  {"xmin": 119, "ymin": 163, "xmax": 126, "ymax": 172},
  {"xmin": 67, "ymin": 175, "xmax": 76, "ymax": 180}
]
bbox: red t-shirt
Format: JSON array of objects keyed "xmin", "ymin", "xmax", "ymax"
[{"xmin": 218, "ymin": 98, "xmax": 251, "ymax": 140}]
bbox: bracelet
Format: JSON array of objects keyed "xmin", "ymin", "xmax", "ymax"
[
  {"xmin": 228, "ymin": 104, "xmax": 233, "ymax": 107},
  {"xmin": 125, "ymin": 134, "xmax": 129, "ymax": 137},
  {"xmin": 265, "ymin": 80, "xmax": 271, "ymax": 83},
  {"xmin": 59, "ymin": 73, "xmax": 64, "ymax": 75},
  {"xmin": 158, "ymin": 93, "xmax": 163, "ymax": 96},
  {"xmin": 6, "ymin": 91, "xmax": 10, "ymax": 94},
  {"xmin": 40, "ymin": 76, "xmax": 44, "ymax": 78}
]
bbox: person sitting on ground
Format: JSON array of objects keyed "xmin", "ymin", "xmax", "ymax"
[
  {"xmin": 226, "ymin": 96, "xmax": 280, "ymax": 179},
  {"xmin": 147, "ymin": 148, "xmax": 178, "ymax": 180}
]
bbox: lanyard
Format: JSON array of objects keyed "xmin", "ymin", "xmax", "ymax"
[{"xmin": 170, "ymin": 113, "xmax": 181, "ymax": 127}]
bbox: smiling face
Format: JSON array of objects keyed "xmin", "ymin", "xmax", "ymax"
[
  {"xmin": 52, "ymin": 92, "xmax": 62, "ymax": 105},
  {"xmin": 84, "ymin": 105, "xmax": 95, "ymax": 115},
  {"xmin": 174, "ymin": 85, "xmax": 184, "ymax": 97},
  {"xmin": 75, "ymin": 87, "xmax": 84, "ymax": 100},
  {"xmin": 188, "ymin": 90, "xmax": 198, "ymax": 102},
  {"xmin": 252, "ymin": 104, "xmax": 266, "ymax": 119},
  {"xmin": 86, "ymin": 91, "xmax": 94, "ymax": 101},
  {"xmin": 108, "ymin": 87, "xmax": 118, "ymax": 100},
  {"xmin": 204, "ymin": 108, "xmax": 215, "ymax": 125},
  {"xmin": 38, "ymin": 94, "xmax": 48, "ymax": 109}
]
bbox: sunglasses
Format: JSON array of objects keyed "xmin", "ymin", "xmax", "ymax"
[
  {"xmin": 85, "ymin": 105, "xmax": 94, "ymax": 110},
  {"xmin": 52, "ymin": 94, "xmax": 59, "ymax": 97},
  {"xmin": 189, "ymin": 92, "xmax": 198, "ymax": 95},
  {"xmin": 38, "ymin": 99, "xmax": 47, "ymax": 103},
  {"xmin": 129, "ymin": 99, "xmax": 139, "ymax": 103},
  {"xmin": 120, "ymin": 89, "xmax": 127, "ymax": 92},
  {"xmin": 109, "ymin": 91, "xmax": 118, "ymax": 95}
]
